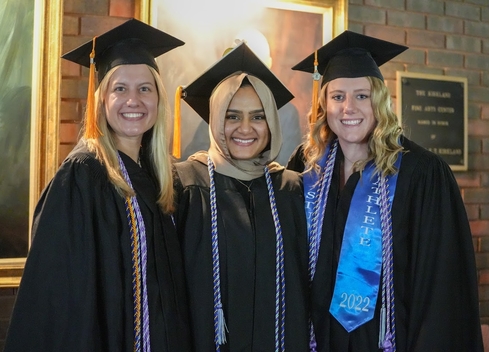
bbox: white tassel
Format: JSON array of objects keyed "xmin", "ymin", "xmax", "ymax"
[{"xmin": 216, "ymin": 306, "xmax": 228, "ymax": 345}]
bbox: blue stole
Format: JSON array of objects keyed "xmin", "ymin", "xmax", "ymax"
[
  {"xmin": 304, "ymin": 148, "xmax": 330, "ymax": 231},
  {"xmin": 329, "ymin": 155, "xmax": 402, "ymax": 332}
]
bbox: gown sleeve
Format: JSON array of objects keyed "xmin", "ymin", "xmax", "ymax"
[
  {"xmin": 4, "ymin": 154, "xmax": 127, "ymax": 352},
  {"xmin": 392, "ymin": 144, "xmax": 483, "ymax": 351}
]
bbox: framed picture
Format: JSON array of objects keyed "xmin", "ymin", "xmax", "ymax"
[
  {"xmin": 145, "ymin": 0, "xmax": 346, "ymax": 161},
  {"xmin": 0, "ymin": 0, "xmax": 62, "ymax": 287},
  {"xmin": 396, "ymin": 71, "xmax": 468, "ymax": 171}
]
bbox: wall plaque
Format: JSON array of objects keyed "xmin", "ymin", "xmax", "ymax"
[{"xmin": 396, "ymin": 72, "xmax": 468, "ymax": 171}]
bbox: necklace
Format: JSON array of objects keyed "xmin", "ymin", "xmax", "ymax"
[
  {"xmin": 235, "ymin": 178, "xmax": 254, "ymax": 192},
  {"xmin": 137, "ymin": 145, "xmax": 142, "ymax": 167},
  {"xmin": 343, "ymin": 154, "xmax": 357, "ymax": 165}
]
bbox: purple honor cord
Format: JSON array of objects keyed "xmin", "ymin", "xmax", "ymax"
[{"xmin": 118, "ymin": 154, "xmax": 151, "ymax": 352}]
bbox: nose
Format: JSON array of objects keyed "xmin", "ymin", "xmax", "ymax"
[
  {"xmin": 343, "ymin": 95, "xmax": 356, "ymax": 114},
  {"xmin": 126, "ymin": 91, "xmax": 140, "ymax": 107},
  {"xmin": 238, "ymin": 118, "xmax": 252, "ymax": 133}
]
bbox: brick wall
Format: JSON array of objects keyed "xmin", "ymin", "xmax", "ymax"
[{"xmin": 2, "ymin": 0, "xmax": 489, "ymax": 347}]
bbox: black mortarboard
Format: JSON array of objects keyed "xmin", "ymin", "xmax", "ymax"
[
  {"xmin": 62, "ymin": 18, "xmax": 185, "ymax": 82},
  {"xmin": 181, "ymin": 41, "xmax": 294, "ymax": 123},
  {"xmin": 292, "ymin": 30, "xmax": 408, "ymax": 85}
]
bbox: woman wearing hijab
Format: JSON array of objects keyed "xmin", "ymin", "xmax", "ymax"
[
  {"xmin": 4, "ymin": 19, "xmax": 191, "ymax": 351},
  {"xmin": 173, "ymin": 42, "xmax": 309, "ymax": 351},
  {"xmin": 288, "ymin": 31, "xmax": 483, "ymax": 351}
]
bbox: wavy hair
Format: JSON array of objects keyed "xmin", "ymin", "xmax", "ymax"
[
  {"xmin": 303, "ymin": 76, "xmax": 403, "ymax": 177},
  {"xmin": 82, "ymin": 65, "xmax": 174, "ymax": 213}
]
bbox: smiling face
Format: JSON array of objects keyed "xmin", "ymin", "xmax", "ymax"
[
  {"xmin": 224, "ymin": 85, "xmax": 270, "ymax": 160},
  {"xmin": 104, "ymin": 64, "xmax": 158, "ymax": 148},
  {"xmin": 326, "ymin": 76, "xmax": 376, "ymax": 149}
]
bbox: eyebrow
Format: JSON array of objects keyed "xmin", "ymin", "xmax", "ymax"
[
  {"xmin": 329, "ymin": 88, "xmax": 371, "ymax": 94},
  {"xmin": 112, "ymin": 81, "xmax": 155, "ymax": 86},
  {"xmin": 226, "ymin": 108, "xmax": 265, "ymax": 114}
]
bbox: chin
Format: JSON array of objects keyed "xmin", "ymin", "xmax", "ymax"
[{"xmin": 231, "ymin": 152, "xmax": 260, "ymax": 160}]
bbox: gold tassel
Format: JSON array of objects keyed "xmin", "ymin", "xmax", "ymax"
[
  {"xmin": 172, "ymin": 85, "xmax": 183, "ymax": 159},
  {"xmin": 84, "ymin": 37, "xmax": 102, "ymax": 139},
  {"xmin": 311, "ymin": 50, "xmax": 320, "ymax": 125}
]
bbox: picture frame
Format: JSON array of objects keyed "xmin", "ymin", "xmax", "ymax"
[
  {"xmin": 396, "ymin": 71, "xmax": 468, "ymax": 171},
  {"xmin": 0, "ymin": 0, "xmax": 62, "ymax": 287},
  {"xmin": 143, "ymin": 0, "xmax": 347, "ymax": 161}
]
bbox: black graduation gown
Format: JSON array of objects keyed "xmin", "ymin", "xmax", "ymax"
[
  {"xmin": 289, "ymin": 137, "xmax": 483, "ymax": 352},
  {"xmin": 174, "ymin": 160, "xmax": 309, "ymax": 351},
  {"xmin": 4, "ymin": 142, "xmax": 191, "ymax": 352}
]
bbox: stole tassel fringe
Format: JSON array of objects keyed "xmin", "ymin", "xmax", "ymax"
[{"xmin": 378, "ymin": 306, "xmax": 386, "ymax": 348}]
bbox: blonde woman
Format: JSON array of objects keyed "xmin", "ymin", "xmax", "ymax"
[
  {"xmin": 288, "ymin": 31, "xmax": 483, "ymax": 352},
  {"xmin": 5, "ymin": 19, "xmax": 191, "ymax": 351}
]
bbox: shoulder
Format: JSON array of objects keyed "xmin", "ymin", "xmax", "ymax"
[
  {"xmin": 400, "ymin": 136, "xmax": 452, "ymax": 174},
  {"xmin": 174, "ymin": 159, "xmax": 208, "ymax": 188},
  {"xmin": 397, "ymin": 136, "xmax": 457, "ymax": 188},
  {"xmin": 272, "ymin": 168, "xmax": 303, "ymax": 194},
  {"xmin": 286, "ymin": 143, "xmax": 306, "ymax": 172},
  {"xmin": 54, "ymin": 141, "xmax": 108, "ymax": 186}
]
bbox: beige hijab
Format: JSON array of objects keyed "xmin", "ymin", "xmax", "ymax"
[{"xmin": 189, "ymin": 73, "xmax": 284, "ymax": 181}]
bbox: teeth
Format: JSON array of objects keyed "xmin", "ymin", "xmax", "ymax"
[
  {"xmin": 233, "ymin": 138, "xmax": 254, "ymax": 144},
  {"xmin": 122, "ymin": 113, "xmax": 143, "ymax": 119},
  {"xmin": 342, "ymin": 119, "xmax": 361, "ymax": 126}
]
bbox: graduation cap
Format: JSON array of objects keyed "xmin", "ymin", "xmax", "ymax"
[
  {"xmin": 172, "ymin": 41, "xmax": 293, "ymax": 158},
  {"xmin": 292, "ymin": 30, "xmax": 407, "ymax": 124},
  {"xmin": 292, "ymin": 30, "xmax": 408, "ymax": 84},
  {"xmin": 61, "ymin": 18, "xmax": 184, "ymax": 139},
  {"xmin": 62, "ymin": 18, "xmax": 184, "ymax": 82},
  {"xmin": 183, "ymin": 41, "xmax": 292, "ymax": 121}
]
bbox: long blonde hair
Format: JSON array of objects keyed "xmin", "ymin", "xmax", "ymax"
[
  {"xmin": 303, "ymin": 76, "xmax": 403, "ymax": 177},
  {"xmin": 82, "ymin": 65, "xmax": 174, "ymax": 213}
]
